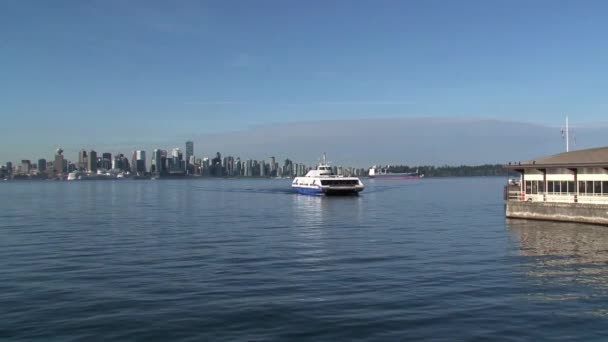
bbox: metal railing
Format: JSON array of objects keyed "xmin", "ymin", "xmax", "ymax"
[{"xmin": 504, "ymin": 185, "xmax": 608, "ymax": 204}]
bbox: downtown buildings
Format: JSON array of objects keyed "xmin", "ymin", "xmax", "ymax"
[{"xmin": 2, "ymin": 141, "xmax": 368, "ymax": 180}]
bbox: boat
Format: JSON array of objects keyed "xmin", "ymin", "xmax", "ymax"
[
  {"xmin": 368, "ymin": 165, "xmax": 424, "ymax": 179},
  {"xmin": 67, "ymin": 171, "xmax": 82, "ymax": 181},
  {"xmin": 292, "ymin": 154, "xmax": 364, "ymax": 195}
]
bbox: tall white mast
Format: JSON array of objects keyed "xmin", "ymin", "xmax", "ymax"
[{"xmin": 566, "ymin": 116, "xmax": 569, "ymax": 152}]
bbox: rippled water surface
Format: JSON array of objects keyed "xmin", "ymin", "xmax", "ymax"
[{"xmin": 2, "ymin": 178, "xmax": 608, "ymax": 340}]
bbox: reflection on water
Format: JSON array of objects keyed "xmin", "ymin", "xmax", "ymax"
[
  {"xmin": 507, "ymin": 219, "xmax": 608, "ymax": 305},
  {"xmin": 288, "ymin": 195, "xmax": 364, "ymax": 271}
]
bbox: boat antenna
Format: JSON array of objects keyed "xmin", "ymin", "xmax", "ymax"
[{"xmin": 323, "ymin": 152, "xmax": 327, "ymax": 164}]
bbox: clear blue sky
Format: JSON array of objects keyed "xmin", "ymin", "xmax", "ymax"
[{"xmin": 2, "ymin": 0, "xmax": 608, "ymax": 162}]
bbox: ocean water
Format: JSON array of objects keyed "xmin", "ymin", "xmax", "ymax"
[{"xmin": 2, "ymin": 177, "xmax": 608, "ymax": 340}]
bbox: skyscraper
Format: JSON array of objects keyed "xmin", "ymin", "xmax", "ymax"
[
  {"xmin": 185, "ymin": 141, "xmax": 194, "ymax": 168},
  {"xmin": 53, "ymin": 148, "xmax": 64, "ymax": 175},
  {"xmin": 38, "ymin": 158, "xmax": 47, "ymax": 172},
  {"xmin": 87, "ymin": 150, "xmax": 97, "ymax": 173},
  {"xmin": 152, "ymin": 149, "xmax": 162, "ymax": 175},
  {"xmin": 78, "ymin": 150, "xmax": 87, "ymax": 170},
  {"xmin": 134, "ymin": 150, "xmax": 146, "ymax": 174}
]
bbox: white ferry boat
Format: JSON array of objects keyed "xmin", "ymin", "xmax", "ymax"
[{"xmin": 292, "ymin": 155, "xmax": 364, "ymax": 195}]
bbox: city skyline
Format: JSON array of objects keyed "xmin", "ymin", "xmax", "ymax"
[{"xmin": 3, "ymin": 1, "xmax": 608, "ymax": 163}]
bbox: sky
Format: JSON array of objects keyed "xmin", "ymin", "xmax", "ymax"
[{"xmin": 2, "ymin": 0, "xmax": 608, "ymax": 164}]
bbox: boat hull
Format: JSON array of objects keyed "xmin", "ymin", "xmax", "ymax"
[
  {"xmin": 292, "ymin": 185, "xmax": 362, "ymax": 196},
  {"xmin": 369, "ymin": 173, "xmax": 422, "ymax": 180}
]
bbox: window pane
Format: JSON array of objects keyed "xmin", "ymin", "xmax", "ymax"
[
  {"xmin": 568, "ymin": 181, "xmax": 575, "ymax": 193},
  {"xmin": 603, "ymin": 181, "xmax": 608, "ymax": 194},
  {"xmin": 587, "ymin": 181, "xmax": 594, "ymax": 194},
  {"xmin": 595, "ymin": 181, "xmax": 602, "ymax": 194},
  {"xmin": 548, "ymin": 181, "xmax": 554, "ymax": 193},
  {"xmin": 538, "ymin": 181, "xmax": 545, "ymax": 193},
  {"xmin": 532, "ymin": 181, "xmax": 538, "ymax": 194},
  {"xmin": 561, "ymin": 181, "xmax": 568, "ymax": 194},
  {"xmin": 526, "ymin": 181, "xmax": 532, "ymax": 194},
  {"xmin": 579, "ymin": 181, "xmax": 586, "ymax": 193}
]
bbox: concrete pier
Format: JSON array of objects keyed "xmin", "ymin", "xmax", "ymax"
[{"xmin": 506, "ymin": 201, "xmax": 608, "ymax": 225}]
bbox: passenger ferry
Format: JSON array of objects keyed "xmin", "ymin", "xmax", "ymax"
[{"xmin": 292, "ymin": 155, "xmax": 364, "ymax": 195}]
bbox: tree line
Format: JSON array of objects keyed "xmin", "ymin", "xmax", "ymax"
[{"xmin": 386, "ymin": 164, "xmax": 513, "ymax": 177}]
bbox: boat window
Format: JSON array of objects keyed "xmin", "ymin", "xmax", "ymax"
[
  {"xmin": 579, "ymin": 181, "xmax": 586, "ymax": 194},
  {"xmin": 595, "ymin": 181, "xmax": 602, "ymax": 194},
  {"xmin": 525, "ymin": 181, "xmax": 532, "ymax": 194},
  {"xmin": 603, "ymin": 181, "xmax": 608, "ymax": 194},
  {"xmin": 548, "ymin": 181, "xmax": 554, "ymax": 193}
]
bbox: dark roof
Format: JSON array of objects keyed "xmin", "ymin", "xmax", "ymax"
[{"xmin": 504, "ymin": 146, "xmax": 608, "ymax": 169}]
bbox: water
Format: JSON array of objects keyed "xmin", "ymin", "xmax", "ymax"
[{"xmin": 2, "ymin": 177, "xmax": 608, "ymax": 340}]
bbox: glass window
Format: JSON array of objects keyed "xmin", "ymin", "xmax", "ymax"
[
  {"xmin": 579, "ymin": 181, "xmax": 586, "ymax": 194},
  {"xmin": 568, "ymin": 181, "xmax": 575, "ymax": 194},
  {"xmin": 532, "ymin": 181, "xmax": 538, "ymax": 194},
  {"xmin": 603, "ymin": 181, "xmax": 608, "ymax": 194},
  {"xmin": 538, "ymin": 181, "xmax": 545, "ymax": 193},
  {"xmin": 548, "ymin": 181, "xmax": 554, "ymax": 193},
  {"xmin": 595, "ymin": 181, "xmax": 602, "ymax": 194},
  {"xmin": 587, "ymin": 181, "xmax": 594, "ymax": 194},
  {"xmin": 560, "ymin": 181, "xmax": 568, "ymax": 194},
  {"xmin": 525, "ymin": 181, "xmax": 532, "ymax": 194}
]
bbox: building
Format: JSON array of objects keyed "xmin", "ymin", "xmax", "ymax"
[
  {"xmin": 53, "ymin": 148, "xmax": 65, "ymax": 175},
  {"xmin": 78, "ymin": 150, "xmax": 87, "ymax": 170},
  {"xmin": 505, "ymin": 146, "xmax": 608, "ymax": 225},
  {"xmin": 38, "ymin": 159, "xmax": 47, "ymax": 172},
  {"xmin": 87, "ymin": 150, "xmax": 98, "ymax": 173},
  {"xmin": 152, "ymin": 149, "xmax": 163, "ymax": 175},
  {"xmin": 133, "ymin": 150, "xmax": 146, "ymax": 175},
  {"xmin": 185, "ymin": 141, "xmax": 194, "ymax": 168},
  {"xmin": 20, "ymin": 160, "xmax": 31, "ymax": 175},
  {"xmin": 6, "ymin": 162, "xmax": 13, "ymax": 177}
]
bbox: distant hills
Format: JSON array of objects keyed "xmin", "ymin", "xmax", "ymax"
[{"xmin": 194, "ymin": 118, "xmax": 607, "ymax": 167}]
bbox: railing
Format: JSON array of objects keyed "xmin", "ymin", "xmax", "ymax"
[{"xmin": 504, "ymin": 185, "xmax": 608, "ymax": 204}]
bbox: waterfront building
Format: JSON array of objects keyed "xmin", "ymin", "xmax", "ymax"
[
  {"xmin": 87, "ymin": 150, "xmax": 97, "ymax": 173},
  {"xmin": 20, "ymin": 160, "xmax": 31, "ymax": 175},
  {"xmin": 160, "ymin": 150, "xmax": 168, "ymax": 174},
  {"xmin": 211, "ymin": 152, "xmax": 223, "ymax": 176},
  {"xmin": 152, "ymin": 149, "xmax": 162, "ymax": 175},
  {"xmin": 78, "ymin": 150, "xmax": 87, "ymax": 170},
  {"xmin": 185, "ymin": 141, "xmax": 193, "ymax": 167},
  {"xmin": 38, "ymin": 159, "xmax": 47, "ymax": 172},
  {"xmin": 202, "ymin": 157, "xmax": 210, "ymax": 176},
  {"xmin": 53, "ymin": 148, "xmax": 65, "ymax": 175},
  {"xmin": 505, "ymin": 146, "xmax": 608, "ymax": 225},
  {"xmin": 134, "ymin": 150, "xmax": 146, "ymax": 175},
  {"xmin": 6, "ymin": 162, "xmax": 13, "ymax": 176}
]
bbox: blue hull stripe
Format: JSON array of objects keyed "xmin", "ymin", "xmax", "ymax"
[{"xmin": 293, "ymin": 186, "xmax": 324, "ymax": 195}]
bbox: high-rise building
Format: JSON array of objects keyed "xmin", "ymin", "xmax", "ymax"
[
  {"xmin": 38, "ymin": 159, "xmax": 47, "ymax": 172},
  {"xmin": 170, "ymin": 148, "xmax": 183, "ymax": 173},
  {"xmin": 78, "ymin": 150, "xmax": 87, "ymax": 170},
  {"xmin": 20, "ymin": 160, "xmax": 31, "ymax": 174},
  {"xmin": 102, "ymin": 153, "xmax": 112, "ymax": 161},
  {"xmin": 87, "ymin": 150, "xmax": 98, "ymax": 173},
  {"xmin": 134, "ymin": 150, "xmax": 146, "ymax": 174},
  {"xmin": 6, "ymin": 162, "xmax": 13, "ymax": 176},
  {"xmin": 53, "ymin": 148, "xmax": 65, "ymax": 175},
  {"xmin": 152, "ymin": 149, "xmax": 162, "ymax": 175},
  {"xmin": 185, "ymin": 141, "xmax": 194, "ymax": 167}
]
